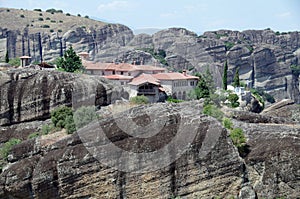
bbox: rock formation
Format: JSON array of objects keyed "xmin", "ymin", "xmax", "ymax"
[
  {"xmin": 0, "ymin": 100, "xmax": 299, "ymax": 198},
  {"xmin": 0, "ymin": 69, "xmax": 129, "ymax": 126}
]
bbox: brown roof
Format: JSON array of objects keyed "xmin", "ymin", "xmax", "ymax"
[
  {"xmin": 153, "ymin": 72, "xmax": 199, "ymax": 80},
  {"xmin": 84, "ymin": 61, "xmax": 166, "ymax": 72},
  {"xmin": 103, "ymin": 75, "xmax": 133, "ymax": 80},
  {"xmin": 129, "ymin": 73, "xmax": 161, "ymax": 86}
]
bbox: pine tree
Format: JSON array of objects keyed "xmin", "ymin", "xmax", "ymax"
[
  {"xmin": 223, "ymin": 61, "xmax": 228, "ymax": 90},
  {"xmin": 233, "ymin": 67, "xmax": 240, "ymax": 87},
  {"xmin": 5, "ymin": 50, "xmax": 9, "ymax": 63},
  {"xmin": 57, "ymin": 46, "xmax": 83, "ymax": 72}
]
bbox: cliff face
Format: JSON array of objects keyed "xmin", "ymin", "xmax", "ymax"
[
  {"xmin": 0, "ymin": 101, "xmax": 299, "ymax": 198},
  {"xmin": 0, "ymin": 69, "xmax": 129, "ymax": 126},
  {"xmin": 2, "ymin": 25, "xmax": 299, "ymax": 103}
]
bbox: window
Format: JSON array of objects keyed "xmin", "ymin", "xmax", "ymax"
[
  {"xmin": 121, "ymin": 71, "xmax": 124, "ymax": 75},
  {"xmin": 190, "ymin": 81, "xmax": 195, "ymax": 86},
  {"xmin": 112, "ymin": 71, "xmax": 115, "ymax": 75},
  {"xmin": 121, "ymin": 82, "xmax": 124, "ymax": 85}
]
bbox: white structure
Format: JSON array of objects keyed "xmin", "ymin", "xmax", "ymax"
[{"xmin": 152, "ymin": 71, "xmax": 199, "ymax": 100}]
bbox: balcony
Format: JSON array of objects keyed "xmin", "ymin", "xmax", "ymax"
[{"xmin": 138, "ymin": 89, "xmax": 156, "ymax": 95}]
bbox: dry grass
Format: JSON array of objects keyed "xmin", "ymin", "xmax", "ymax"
[{"xmin": 0, "ymin": 8, "xmax": 107, "ymax": 35}]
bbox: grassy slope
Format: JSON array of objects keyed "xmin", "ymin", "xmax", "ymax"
[{"xmin": 0, "ymin": 8, "xmax": 107, "ymax": 34}]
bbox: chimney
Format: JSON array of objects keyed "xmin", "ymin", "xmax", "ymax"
[{"xmin": 182, "ymin": 69, "xmax": 187, "ymax": 76}]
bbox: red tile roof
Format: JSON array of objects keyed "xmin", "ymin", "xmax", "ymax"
[
  {"xmin": 153, "ymin": 72, "xmax": 199, "ymax": 80},
  {"xmin": 103, "ymin": 75, "xmax": 133, "ymax": 80},
  {"xmin": 83, "ymin": 61, "xmax": 166, "ymax": 72},
  {"xmin": 129, "ymin": 73, "xmax": 160, "ymax": 86}
]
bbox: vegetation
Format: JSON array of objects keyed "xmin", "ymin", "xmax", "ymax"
[
  {"xmin": 250, "ymin": 88, "xmax": 275, "ymax": 104},
  {"xmin": 33, "ymin": 9, "xmax": 42, "ymax": 12},
  {"xmin": 223, "ymin": 61, "xmax": 228, "ymax": 90},
  {"xmin": 20, "ymin": 14, "xmax": 25, "ymax": 18},
  {"xmin": 139, "ymin": 48, "xmax": 168, "ymax": 66},
  {"xmin": 56, "ymin": 46, "xmax": 83, "ymax": 72},
  {"xmin": 227, "ymin": 93, "xmax": 240, "ymax": 108},
  {"xmin": 42, "ymin": 25, "xmax": 50, "ymax": 28},
  {"xmin": 38, "ymin": 17, "xmax": 43, "ymax": 21},
  {"xmin": 167, "ymin": 96, "xmax": 184, "ymax": 103},
  {"xmin": 222, "ymin": 117, "xmax": 233, "ymax": 130},
  {"xmin": 46, "ymin": 8, "xmax": 63, "ymax": 13},
  {"xmin": 203, "ymin": 104, "xmax": 224, "ymax": 121},
  {"xmin": 232, "ymin": 67, "xmax": 240, "ymax": 87},
  {"xmin": 66, "ymin": 13, "xmax": 71, "ymax": 16},
  {"xmin": 225, "ymin": 41, "xmax": 235, "ymax": 50},
  {"xmin": 229, "ymin": 128, "xmax": 246, "ymax": 152},
  {"xmin": 77, "ymin": 14, "xmax": 81, "ymax": 17},
  {"xmin": 8, "ymin": 57, "xmax": 20, "ymax": 66},
  {"xmin": 84, "ymin": 15, "xmax": 89, "ymax": 19},
  {"xmin": 0, "ymin": 138, "xmax": 21, "ymax": 160},
  {"xmin": 130, "ymin": 95, "xmax": 149, "ymax": 104},
  {"xmin": 5, "ymin": 51, "xmax": 9, "ymax": 63},
  {"xmin": 51, "ymin": 106, "xmax": 75, "ymax": 134},
  {"xmin": 73, "ymin": 106, "xmax": 98, "ymax": 129},
  {"xmin": 290, "ymin": 64, "xmax": 300, "ymax": 75}
]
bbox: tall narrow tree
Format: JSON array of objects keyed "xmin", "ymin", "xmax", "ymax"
[
  {"xmin": 5, "ymin": 50, "xmax": 9, "ymax": 63},
  {"xmin": 233, "ymin": 67, "xmax": 240, "ymax": 87},
  {"xmin": 223, "ymin": 61, "xmax": 228, "ymax": 90}
]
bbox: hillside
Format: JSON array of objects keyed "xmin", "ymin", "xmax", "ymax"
[{"xmin": 0, "ymin": 8, "xmax": 106, "ymax": 34}]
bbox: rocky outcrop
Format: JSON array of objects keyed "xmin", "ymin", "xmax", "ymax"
[
  {"xmin": 0, "ymin": 101, "xmax": 299, "ymax": 198},
  {"xmin": 0, "ymin": 101, "xmax": 246, "ymax": 198},
  {"xmin": 0, "ymin": 69, "xmax": 129, "ymax": 126}
]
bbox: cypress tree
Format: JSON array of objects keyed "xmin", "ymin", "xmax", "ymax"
[
  {"xmin": 223, "ymin": 61, "xmax": 228, "ymax": 90},
  {"xmin": 5, "ymin": 50, "xmax": 9, "ymax": 63},
  {"xmin": 233, "ymin": 67, "xmax": 240, "ymax": 87}
]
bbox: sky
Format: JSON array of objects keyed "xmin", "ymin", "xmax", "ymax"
[{"xmin": 0, "ymin": 0, "xmax": 300, "ymax": 34}]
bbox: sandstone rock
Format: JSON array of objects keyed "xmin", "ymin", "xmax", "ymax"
[{"xmin": 0, "ymin": 69, "xmax": 129, "ymax": 126}]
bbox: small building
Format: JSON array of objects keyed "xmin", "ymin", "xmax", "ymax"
[
  {"xmin": 103, "ymin": 74, "xmax": 133, "ymax": 86},
  {"xmin": 128, "ymin": 73, "xmax": 166, "ymax": 103},
  {"xmin": 78, "ymin": 52, "xmax": 89, "ymax": 61},
  {"xmin": 152, "ymin": 71, "xmax": 199, "ymax": 100},
  {"xmin": 20, "ymin": 56, "xmax": 31, "ymax": 67}
]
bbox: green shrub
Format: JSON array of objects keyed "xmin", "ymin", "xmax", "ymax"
[
  {"xmin": 34, "ymin": 9, "xmax": 42, "ymax": 12},
  {"xmin": 73, "ymin": 106, "xmax": 98, "ymax": 129},
  {"xmin": 203, "ymin": 104, "xmax": 224, "ymax": 121},
  {"xmin": 222, "ymin": 117, "xmax": 233, "ymax": 130},
  {"xmin": 51, "ymin": 20, "xmax": 56, "ymax": 23},
  {"xmin": 227, "ymin": 93, "xmax": 240, "ymax": 108},
  {"xmin": 77, "ymin": 14, "xmax": 81, "ymax": 17},
  {"xmin": 51, "ymin": 106, "xmax": 73, "ymax": 128},
  {"xmin": 38, "ymin": 17, "xmax": 44, "ymax": 21},
  {"xmin": 85, "ymin": 15, "xmax": 89, "ymax": 18},
  {"xmin": 58, "ymin": 29, "xmax": 62, "ymax": 33},
  {"xmin": 225, "ymin": 41, "xmax": 235, "ymax": 50},
  {"xmin": 66, "ymin": 13, "xmax": 71, "ymax": 16},
  {"xmin": 20, "ymin": 14, "xmax": 25, "ymax": 18},
  {"xmin": 230, "ymin": 128, "xmax": 246, "ymax": 148},
  {"xmin": 167, "ymin": 96, "xmax": 183, "ymax": 103},
  {"xmin": 42, "ymin": 25, "xmax": 50, "ymax": 28},
  {"xmin": 6, "ymin": 9, "xmax": 10, "ymax": 12},
  {"xmin": 0, "ymin": 138, "xmax": 21, "ymax": 160},
  {"xmin": 65, "ymin": 115, "xmax": 76, "ymax": 134},
  {"xmin": 130, "ymin": 95, "xmax": 149, "ymax": 104},
  {"xmin": 28, "ymin": 132, "xmax": 40, "ymax": 139},
  {"xmin": 59, "ymin": 20, "xmax": 63, "ymax": 23},
  {"xmin": 50, "ymin": 29, "xmax": 54, "ymax": 33},
  {"xmin": 8, "ymin": 58, "xmax": 20, "ymax": 66},
  {"xmin": 39, "ymin": 13, "xmax": 43, "ymax": 16}
]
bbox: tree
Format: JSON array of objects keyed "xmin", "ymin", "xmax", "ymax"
[
  {"xmin": 57, "ymin": 46, "xmax": 83, "ymax": 72},
  {"xmin": 222, "ymin": 61, "xmax": 228, "ymax": 90},
  {"xmin": 194, "ymin": 74, "xmax": 210, "ymax": 99},
  {"xmin": 232, "ymin": 67, "xmax": 240, "ymax": 87},
  {"xmin": 227, "ymin": 93, "xmax": 240, "ymax": 108},
  {"xmin": 5, "ymin": 51, "xmax": 9, "ymax": 63}
]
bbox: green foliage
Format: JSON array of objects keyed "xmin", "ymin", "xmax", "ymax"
[
  {"xmin": 223, "ymin": 61, "xmax": 228, "ymax": 90},
  {"xmin": 5, "ymin": 51, "xmax": 9, "ymax": 63},
  {"xmin": 56, "ymin": 46, "xmax": 83, "ymax": 72},
  {"xmin": 20, "ymin": 14, "xmax": 25, "ymax": 18},
  {"xmin": 50, "ymin": 20, "xmax": 56, "ymax": 23},
  {"xmin": 8, "ymin": 58, "xmax": 20, "ymax": 66},
  {"xmin": 39, "ymin": 13, "xmax": 43, "ymax": 16},
  {"xmin": 203, "ymin": 104, "xmax": 224, "ymax": 121},
  {"xmin": 6, "ymin": 9, "xmax": 10, "ymax": 12},
  {"xmin": 250, "ymin": 88, "xmax": 274, "ymax": 106},
  {"xmin": 46, "ymin": 8, "xmax": 63, "ymax": 13},
  {"xmin": 225, "ymin": 41, "xmax": 235, "ymax": 50},
  {"xmin": 290, "ymin": 64, "xmax": 300, "ymax": 75},
  {"xmin": 139, "ymin": 48, "xmax": 168, "ymax": 66},
  {"xmin": 38, "ymin": 17, "xmax": 44, "ymax": 21},
  {"xmin": 66, "ymin": 13, "xmax": 71, "ymax": 16},
  {"xmin": 0, "ymin": 138, "xmax": 21, "ymax": 160},
  {"xmin": 275, "ymin": 31, "xmax": 280, "ymax": 36},
  {"xmin": 222, "ymin": 117, "xmax": 233, "ymax": 130},
  {"xmin": 77, "ymin": 14, "xmax": 81, "ymax": 17},
  {"xmin": 58, "ymin": 29, "xmax": 62, "ymax": 33},
  {"xmin": 227, "ymin": 93, "xmax": 240, "ymax": 108},
  {"xmin": 73, "ymin": 106, "xmax": 98, "ymax": 129},
  {"xmin": 34, "ymin": 8, "xmax": 42, "ymax": 12},
  {"xmin": 232, "ymin": 68, "xmax": 240, "ymax": 87},
  {"xmin": 130, "ymin": 95, "xmax": 149, "ymax": 104},
  {"xmin": 59, "ymin": 20, "xmax": 63, "ymax": 23},
  {"xmin": 246, "ymin": 45, "xmax": 254, "ymax": 53},
  {"xmin": 51, "ymin": 106, "xmax": 73, "ymax": 128},
  {"xmin": 230, "ymin": 128, "xmax": 246, "ymax": 149},
  {"xmin": 84, "ymin": 15, "xmax": 89, "ymax": 18},
  {"xmin": 167, "ymin": 96, "xmax": 184, "ymax": 103},
  {"xmin": 50, "ymin": 29, "xmax": 54, "ymax": 33},
  {"xmin": 28, "ymin": 132, "xmax": 40, "ymax": 140},
  {"xmin": 46, "ymin": 17, "xmax": 51, "ymax": 20},
  {"xmin": 42, "ymin": 25, "xmax": 50, "ymax": 28}
]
